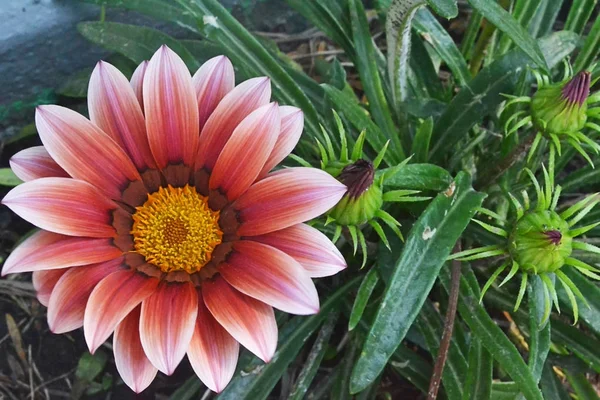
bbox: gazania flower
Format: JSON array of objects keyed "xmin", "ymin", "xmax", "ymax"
[{"xmin": 2, "ymin": 46, "xmax": 347, "ymax": 393}]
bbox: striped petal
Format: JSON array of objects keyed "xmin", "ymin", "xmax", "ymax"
[
  {"xmin": 258, "ymin": 107, "xmax": 304, "ymax": 178},
  {"xmin": 252, "ymin": 224, "xmax": 346, "ymax": 277},
  {"xmin": 48, "ymin": 258, "xmax": 122, "ymax": 333},
  {"xmin": 203, "ymin": 277, "xmax": 277, "ymax": 362},
  {"xmin": 221, "ymin": 241, "xmax": 319, "ymax": 314},
  {"xmin": 2, "ymin": 230, "xmax": 121, "ymax": 276},
  {"xmin": 88, "ymin": 61, "xmax": 156, "ymax": 171},
  {"xmin": 143, "ymin": 45, "xmax": 199, "ymax": 168},
  {"xmin": 32, "ymin": 268, "xmax": 68, "ymax": 307},
  {"xmin": 84, "ymin": 269, "xmax": 159, "ymax": 353},
  {"xmin": 234, "ymin": 168, "xmax": 347, "ymax": 236},
  {"xmin": 140, "ymin": 282, "xmax": 198, "ymax": 375},
  {"xmin": 193, "ymin": 55, "xmax": 235, "ymax": 131},
  {"xmin": 35, "ymin": 105, "xmax": 141, "ymax": 200},
  {"xmin": 114, "ymin": 306, "xmax": 158, "ymax": 393},
  {"xmin": 2, "ymin": 178, "xmax": 117, "ymax": 238},
  {"xmin": 10, "ymin": 146, "xmax": 69, "ymax": 182},
  {"xmin": 196, "ymin": 77, "xmax": 271, "ymax": 171},
  {"xmin": 187, "ymin": 293, "xmax": 239, "ymax": 392},
  {"xmin": 209, "ymin": 103, "xmax": 280, "ymax": 201},
  {"xmin": 130, "ymin": 61, "xmax": 148, "ymax": 111}
]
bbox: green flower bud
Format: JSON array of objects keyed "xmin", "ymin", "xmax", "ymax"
[
  {"xmin": 508, "ymin": 210, "xmax": 572, "ymax": 274},
  {"xmin": 531, "ymin": 71, "xmax": 590, "ymax": 135},
  {"xmin": 328, "ymin": 159, "xmax": 383, "ymax": 226}
]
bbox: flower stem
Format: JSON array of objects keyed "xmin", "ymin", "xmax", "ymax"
[{"xmin": 427, "ymin": 243, "xmax": 462, "ymax": 400}]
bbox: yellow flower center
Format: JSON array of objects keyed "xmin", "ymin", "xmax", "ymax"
[{"xmin": 131, "ymin": 185, "xmax": 223, "ymax": 274}]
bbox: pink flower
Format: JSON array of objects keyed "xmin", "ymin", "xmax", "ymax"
[{"xmin": 2, "ymin": 46, "xmax": 347, "ymax": 393}]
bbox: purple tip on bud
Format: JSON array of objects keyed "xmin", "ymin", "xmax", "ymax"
[
  {"xmin": 338, "ymin": 159, "xmax": 375, "ymax": 199},
  {"xmin": 544, "ymin": 230, "xmax": 562, "ymax": 245},
  {"xmin": 562, "ymin": 71, "xmax": 591, "ymax": 106}
]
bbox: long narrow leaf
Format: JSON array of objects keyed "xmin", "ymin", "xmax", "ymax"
[
  {"xmin": 574, "ymin": 14, "xmax": 600, "ymax": 72},
  {"xmin": 467, "ymin": 0, "xmax": 548, "ymax": 70},
  {"xmin": 350, "ymin": 172, "xmax": 485, "ymax": 393},
  {"xmin": 564, "ymin": 0, "xmax": 598, "ymax": 35},
  {"xmin": 349, "ymin": 0, "xmax": 405, "ymax": 161}
]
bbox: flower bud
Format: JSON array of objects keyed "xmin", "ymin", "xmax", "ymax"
[
  {"xmin": 508, "ymin": 210, "xmax": 572, "ymax": 274},
  {"xmin": 328, "ymin": 159, "xmax": 383, "ymax": 226},
  {"xmin": 531, "ymin": 71, "xmax": 591, "ymax": 136}
]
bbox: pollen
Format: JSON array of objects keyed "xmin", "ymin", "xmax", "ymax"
[{"xmin": 131, "ymin": 185, "xmax": 223, "ymax": 274}]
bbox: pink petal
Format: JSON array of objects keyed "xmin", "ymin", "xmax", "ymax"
[
  {"xmin": 193, "ymin": 55, "xmax": 235, "ymax": 131},
  {"xmin": 114, "ymin": 306, "xmax": 158, "ymax": 393},
  {"xmin": 203, "ymin": 277, "xmax": 277, "ymax": 362},
  {"xmin": 143, "ymin": 45, "xmax": 199, "ymax": 169},
  {"xmin": 209, "ymin": 103, "xmax": 280, "ymax": 201},
  {"xmin": 1, "ymin": 230, "xmax": 121, "ymax": 276},
  {"xmin": 10, "ymin": 146, "xmax": 69, "ymax": 182},
  {"xmin": 88, "ymin": 61, "xmax": 156, "ymax": 171},
  {"xmin": 187, "ymin": 293, "xmax": 239, "ymax": 392},
  {"xmin": 196, "ymin": 77, "xmax": 271, "ymax": 171},
  {"xmin": 35, "ymin": 105, "xmax": 141, "ymax": 200},
  {"xmin": 32, "ymin": 268, "xmax": 69, "ymax": 307},
  {"xmin": 130, "ymin": 61, "xmax": 149, "ymax": 111},
  {"xmin": 252, "ymin": 224, "xmax": 346, "ymax": 277},
  {"xmin": 234, "ymin": 168, "xmax": 347, "ymax": 236},
  {"xmin": 48, "ymin": 258, "xmax": 122, "ymax": 333},
  {"xmin": 84, "ymin": 269, "xmax": 159, "ymax": 353},
  {"xmin": 140, "ymin": 281, "xmax": 198, "ymax": 375},
  {"xmin": 258, "ymin": 107, "xmax": 304, "ymax": 178},
  {"xmin": 220, "ymin": 241, "xmax": 319, "ymax": 314},
  {"xmin": 2, "ymin": 178, "xmax": 117, "ymax": 238}
]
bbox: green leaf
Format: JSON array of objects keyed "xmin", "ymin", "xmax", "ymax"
[
  {"xmin": 411, "ymin": 117, "xmax": 434, "ymax": 163},
  {"xmin": 75, "ymin": 351, "xmax": 107, "ymax": 382},
  {"xmin": 551, "ymin": 318, "xmax": 600, "ymax": 373},
  {"xmin": 288, "ymin": 313, "xmax": 339, "ymax": 400},
  {"xmin": 176, "ymin": 0, "xmax": 322, "ymax": 144},
  {"xmin": 380, "ymin": 163, "xmax": 453, "ymax": 191},
  {"xmin": 82, "ymin": 0, "xmax": 198, "ymax": 32},
  {"xmin": 349, "ymin": 0, "xmax": 405, "ymax": 161},
  {"xmin": 559, "ymin": 163, "xmax": 600, "ymax": 192},
  {"xmin": 557, "ymin": 269, "xmax": 600, "ymax": 335},
  {"xmin": 565, "ymin": 372, "xmax": 600, "ymax": 400},
  {"xmin": 217, "ymin": 277, "xmax": 361, "ymax": 399},
  {"xmin": 349, "ymin": 268, "xmax": 380, "ymax": 331},
  {"xmin": 466, "ymin": 0, "xmax": 548, "ymax": 71},
  {"xmin": 564, "ymin": 0, "xmax": 598, "ymax": 35},
  {"xmin": 408, "ymin": 34, "xmax": 447, "ymax": 101},
  {"xmin": 429, "ymin": 31, "xmax": 578, "ymax": 161},
  {"xmin": 350, "ymin": 172, "xmax": 485, "ymax": 393},
  {"xmin": 323, "ymin": 84, "xmax": 399, "ymax": 166},
  {"xmin": 169, "ymin": 378, "xmax": 202, "ymax": 400},
  {"xmin": 416, "ymin": 300, "xmax": 467, "ymax": 400},
  {"xmin": 389, "ymin": 345, "xmax": 433, "ymax": 394},
  {"xmin": 385, "ymin": 0, "xmax": 426, "ymax": 105},
  {"xmin": 574, "ymin": 14, "xmax": 600, "ymax": 72},
  {"xmin": 439, "ymin": 267, "xmax": 544, "ymax": 400},
  {"xmin": 427, "ymin": 0, "xmax": 458, "ymax": 19},
  {"xmin": 462, "ymin": 338, "xmax": 492, "ymax": 400},
  {"xmin": 413, "ymin": 8, "xmax": 471, "ymax": 86},
  {"xmin": 0, "ymin": 169, "xmax": 23, "ymax": 187},
  {"xmin": 528, "ymin": 0, "xmax": 565, "ymax": 38},
  {"xmin": 496, "ymin": 0, "xmax": 543, "ymax": 54},
  {"xmin": 540, "ymin": 364, "xmax": 570, "ymax": 400},
  {"xmin": 77, "ymin": 21, "xmax": 200, "ymax": 70},
  {"xmin": 286, "ymin": 0, "xmax": 355, "ymax": 62},
  {"xmin": 527, "ymin": 276, "xmax": 551, "ymax": 383}
]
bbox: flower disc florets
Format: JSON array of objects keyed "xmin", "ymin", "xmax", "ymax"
[{"xmin": 508, "ymin": 210, "xmax": 572, "ymax": 274}]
